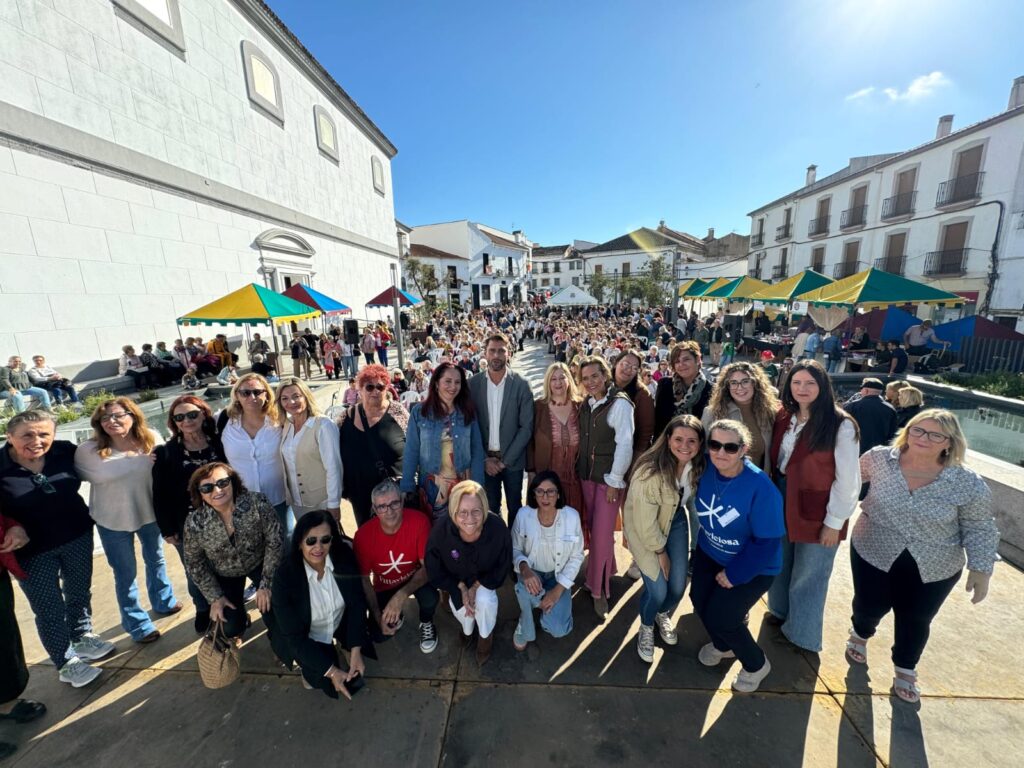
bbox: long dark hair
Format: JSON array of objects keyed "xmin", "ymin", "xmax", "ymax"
[
  {"xmin": 167, "ymin": 394, "xmax": 218, "ymax": 441},
  {"xmin": 289, "ymin": 510, "xmax": 343, "ymax": 566},
  {"xmin": 421, "ymin": 361, "xmax": 476, "ymax": 423},
  {"xmin": 780, "ymin": 359, "xmax": 858, "ymax": 453},
  {"xmin": 610, "ymin": 349, "xmax": 643, "ymax": 402}
]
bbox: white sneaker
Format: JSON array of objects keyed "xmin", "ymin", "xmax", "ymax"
[
  {"xmin": 71, "ymin": 633, "xmax": 116, "ymax": 662},
  {"xmin": 698, "ymin": 642, "xmax": 735, "ymax": 667},
  {"xmin": 732, "ymin": 656, "xmax": 772, "ymax": 693},
  {"xmin": 637, "ymin": 624, "xmax": 655, "ymax": 663},
  {"xmin": 654, "ymin": 612, "xmax": 678, "ymax": 645},
  {"xmin": 625, "ymin": 561, "xmax": 641, "ymax": 580},
  {"xmin": 58, "ymin": 657, "xmax": 101, "ymax": 688},
  {"xmin": 418, "ymin": 621, "xmax": 437, "ymax": 654}
]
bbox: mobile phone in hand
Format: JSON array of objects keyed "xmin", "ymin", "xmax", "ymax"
[{"xmin": 343, "ymin": 673, "xmax": 365, "ymax": 697}]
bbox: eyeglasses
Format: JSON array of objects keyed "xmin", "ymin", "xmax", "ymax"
[
  {"xmin": 31, "ymin": 473, "xmax": 56, "ymax": 494},
  {"xmin": 908, "ymin": 426, "xmax": 950, "ymax": 444},
  {"xmin": 99, "ymin": 412, "xmax": 132, "ymax": 423},
  {"xmin": 364, "ymin": 384, "xmax": 387, "ymax": 392},
  {"xmin": 373, "ymin": 500, "xmax": 402, "ymax": 513},
  {"xmin": 238, "ymin": 389, "xmax": 265, "ymax": 399},
  {"xmin": 172, "ymin": 411, "xmax": 202, "ymax": 423},
  {"xmin": 304, "ymin": 535, "xmax": 333, "ymax": 546},
  {"xmin": 198, "ymin": 477, "xmax": 232, "ymax": 494},
  {"xmin": 617, "ymin": 361, "xmax": 638, "ymax": 371},
  {"xmin": 708, "ymin": 439, "xmax": 742, "ymax": 454},
  {"xmin": 456, "ymin": 509, "xmax": 484, "ymax": 520},
  {"xmin": 727, "ymin": 378, "xmax": 753, "ymax": 389},
  {"xmin": 534, "ymin": 488, "xmax": 559, "ymax": 497}
]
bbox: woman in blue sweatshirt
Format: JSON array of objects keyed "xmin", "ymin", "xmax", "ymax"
[{"xmin": 691, "ymin": 418, "xmax": 785, "ymax": 693}]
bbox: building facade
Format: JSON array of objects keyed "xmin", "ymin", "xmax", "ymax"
[
  {"xmin": 746, "ymin": 77, "xmax": 1024, "ymax": 330},
  {"xmin": 407, "ymin": 220, "xmax": 531, "ymax": 308},
  {"xmin": 530, "ymin": 240, "xmax": 593, "ymax": 294},
  {"xmin": 0, "ymin": 0, "xmax": 399, "ymax": 371}
]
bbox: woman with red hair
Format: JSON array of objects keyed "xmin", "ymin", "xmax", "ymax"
[{"xmin": 153, "ymin": 395, "xmax": 225, "ymax": 633}]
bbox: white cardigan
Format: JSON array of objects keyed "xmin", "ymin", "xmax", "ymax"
[{"xmin": 510, "ymin": 505, "xmax": 585, "ymax": 590}]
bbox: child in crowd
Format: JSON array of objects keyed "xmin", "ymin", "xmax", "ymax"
[
  {"xmin": 720, "ymin": 339, "xmax": 735, "ymax": 367},
  {"xmin": 759, "ymin": 350, "xmax": 779, "ymax": 386},
  {"xmin": 181, "ymin": 365, "xmax": 201, "ymax": 391},
  {"xmin": 251, "ymin": 353, "xmax": 278, "ymax": 382},
  {"xmin": 343, "ymin": 378, "xmax": 360, "ymax": 405},
  {"xmin": 216, "ymin": 363, "xmax": 239, "ymax": 386}
]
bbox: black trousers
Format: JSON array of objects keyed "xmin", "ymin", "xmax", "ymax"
[
  {"xmin": 375, "ymin": 582, "xmax": 439, "ymax": 628},
  {"xmin": 850, "ymin": 547, "xmax": 959, "ymax": 669},
  {"xmin": 215, "ymin": 567, "xmax": 277, "ymax": 641},
  {"xmin": 690, "ymin": 547, "xmax": 774, "ymax": 672},
  {"xmin": 1, "ymin": 570, "xmax": 29, "ymax": 704}
]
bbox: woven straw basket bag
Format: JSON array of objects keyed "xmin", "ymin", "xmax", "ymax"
[{"xmin": 197, "ymin": 620, "xmax": 241, "ymax": 689}]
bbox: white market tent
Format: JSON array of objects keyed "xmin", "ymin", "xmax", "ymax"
[{"xmin": 546, "ymin": 285, "xmax": 599, "ymax": 306}]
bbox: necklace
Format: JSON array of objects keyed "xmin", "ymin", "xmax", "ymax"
[{"xmin": 713, "ymin": 467, "xmax": 740, "ymax": 499}]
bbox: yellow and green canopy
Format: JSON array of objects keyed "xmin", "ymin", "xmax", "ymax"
[
  {"xmin": 178, "ymin": 283, "xmax": 322, "ymax": 326},
  {"xmin": 748, "ymin": 270, "xmax": 833, "ymax": 305},
  {"xmin": 703, "ymin": 275, "xmax": 770, "ymax": 300},
  {"xmin": 794, "ymin": 268, "xmax": 963, "ymax": 310},
  {"xmin": 677, "ymin": 278, "xmax": 711, "ymax": 297},
  {"xmin": 682, "ymin": 276, "xmax": 733, "ymax": 297}
]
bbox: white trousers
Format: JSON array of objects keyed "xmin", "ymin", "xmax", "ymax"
[{"xmin": 449, "ymin": 586, "xmax": 498, "ymax": 639}]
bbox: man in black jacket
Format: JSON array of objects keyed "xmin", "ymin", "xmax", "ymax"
[{"xmin": 844, "ymin": 377, "xmax": 898, "ymax": 455}]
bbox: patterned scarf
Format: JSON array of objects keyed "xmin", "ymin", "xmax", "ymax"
[{"xmin": 671, "ymin": 371, "xmax": 708, "ymax": 416}]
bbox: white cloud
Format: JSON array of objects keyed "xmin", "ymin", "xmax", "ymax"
[
  {"xmin": 883, "ymin": 71, "xmax": 951, "ymax": 101},
  {"xmin": 845, "ymin": 86, "xmax": 875, "ymax": 101}
]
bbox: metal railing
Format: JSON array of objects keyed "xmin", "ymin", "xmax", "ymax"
[
  {"xmin": 748, "ymin": 267, "xmax": 762, "ymax": 279},
  {"xmin": 873, "ymin": 255, "xmax": 906, "ymax": 275},
  {"xmin": 751, "ymin": 232, "xmax": 764, "ymax": 247},
  {"xmin": 833, "ymin": 261, "xmax": 861, "ymax": 279},
  {"xmin": 936, "ymin": 172, "xmax": 984, "ymax": 207},
  {"xmin": 840, "ymin": 205, "xmax": 868, "ymax": 228},
  {"xmin": 924, "ymin": 248, "xmax": 971, "ymax": 276},
  {"xmin": 808, "ymin": 216, "xmax": 830, "ymax": 236},
  {"xmin": 772, "ymin": 263, "xmax": 788, "ymax": 279},
  {"xmin": 881, "ymin": 191, "xmax": 917, "ymax": 219},
  {"xmin": 775, "ymin": 224, "xmax": 792, "ymax": 241}
]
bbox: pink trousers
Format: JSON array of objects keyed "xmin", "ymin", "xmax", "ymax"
[{"xmin": 581, "ymin": 479, "xmax": 618, "ymax": 599}]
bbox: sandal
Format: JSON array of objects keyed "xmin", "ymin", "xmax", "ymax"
[
  {"xmin": 892, "ymin": 667, "xmax": 921, "ymax": 704},
  {"xmin": 845, "ymin": 629, "xmax": 868, "ymax": 665}
]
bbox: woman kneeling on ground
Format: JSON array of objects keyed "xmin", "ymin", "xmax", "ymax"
[{"xmin": 691, "ymin": 419, "xmax": 784, "ymax": 693}]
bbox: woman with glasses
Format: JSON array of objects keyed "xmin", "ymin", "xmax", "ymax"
[
  {"xmin": 153, "ymin": 395, "xmax": 225, "ymax": 633},
  {"xmin": 219, "ymin": 373, "xmax": 290, "ymax": 540},
  {"xmin": 272, "ymin": 510, "xmax": 374, "ymax": 697},
  {"xmin": 75, "ymin": 398, "xmax": 179, "ymax": 645},
  {"xmin": 338, "ymin": 365, "xmax": 409, "ymax": 528},
  {"xmin": 0, "ymin": 410, "xmax": 114, "ymax": 688},
  {"xmin": 767, "ymin": 360, "xmax": 860, "ymax": 654},
  {"xmin": 624, "ymin": 415, "xmax": 705, "ymax": 663},
  {"xmin": 702, "ymin": 362, "xmax": 780, "ymax": 473},
  {"xmin": 277, "ymin": 378, "xmax": 343, "ymax": 531},
  {"xmin": 691, "ymin": 419, "xmax": 784, "ymax": 693},
  {"xmin": 640, "ymin": 367, "xmax": 657, "ymax": 400},
  {"xmin": 527, "ymin": 363, "xmax": 584, "ymax": 522},
  {"xmin": 426, "ymin": 480, "xmax": 510, "ymax": 665},
  {"xmin": 183, "ymin": 462, "xmax": 282, "ymax": 644},
  {"xmin": 400, "ymin": 363, "xmax": 484, "ymax": 521},
  {"xmin": 654, "ymin": 341, "xmax": 711, "ymax": 440},
  {"xmin": 847, "ymin": 410, "xmax": 998, "ymax": 704},
  {"xmin": 510, "ymin": 471, "xmax": 584, "ymax": 652}
]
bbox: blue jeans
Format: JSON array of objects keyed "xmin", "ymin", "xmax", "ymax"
[
  {"xmin": 484, "ymin": 466, "xmax": 524, "ymax": 527},
  {"xmin": 0, "ymin": 387, "xmax": 52, "ymax": 412},
  {"xmin": 377, "ymin": 348, "xmax": 388, "ymax": 366},
  {"xmin": 96, "ymin": 522, "xmax": 176, "ymax": 640},
  {"xmin": 17, "ymin": 532, "xmax": 94, "ymax": 667},
  {"xmin": 514, "ymin": 571, "xmax": 573, "ymax": 642},
  {"xmin": 342, "ymin": 356, "xmax": 357, "ymax": 379},
  {"xmin": 638, "ymin": 511, "xmax": 689, "ymax": 626},
  {"xmin": 767, "ymin": 538, "xmax": 839, "ymax": 652}
]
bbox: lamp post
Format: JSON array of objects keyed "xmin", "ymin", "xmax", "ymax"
[{"xmin": 389, "ymin": 262, "xmax": 405, "ymax": 369}]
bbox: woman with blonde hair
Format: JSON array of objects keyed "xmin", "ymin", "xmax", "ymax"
[
  {"xmin": 848, "ymin": 409, "xmax": 999, "ymax": 704},
  {"xmin": 276, "ymin": 378, "xmax": 343, "ymax": 529},
  {"xmin": 885, "ymin": 380, "xmax": 908, "ymax": 408},
  {"xmin": 219, "ymin": 373, "xmax": 290, "ymax": 539},
  {"xmin": 702, "ymin": 362, "xmax": 780, "ymax": 473},
  {"xmin": 895, "ymin": 386, "xmax": 924, "ymax": 429},
  {"xmin": 527, "ymin": 362, "xmax": 584, "ymax": 516},
  {"xmin": 425, "ymin": 480, "xmax": 510, "ymax": 665},
  {"xmin": 75, "ymin": 398, "xmax": 177, "ymax": 644}
]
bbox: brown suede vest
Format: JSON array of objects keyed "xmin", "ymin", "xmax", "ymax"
[{"xmin": 576, "ymin": 388, "xmax": 631, "ymax": 483}]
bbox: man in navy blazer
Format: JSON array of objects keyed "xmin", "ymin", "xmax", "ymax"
[{"xmin": 469, "ymin": 333, "xmax": 535, "ymax": 528}]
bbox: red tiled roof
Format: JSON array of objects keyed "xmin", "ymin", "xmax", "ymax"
[
  {"xmin": 409, "ymin": 243, "xmax": 466, "ymax": 261},
  {"xmin": 484, "ymin": 232, "xmax": 528, "ymax": 250}
]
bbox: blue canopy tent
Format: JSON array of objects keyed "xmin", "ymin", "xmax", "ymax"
[
  {"xmin": 929, "ymin": 315, "xmax": 1024, "ymax": 352},
  {"xmin": 844, "ymin": 306, "xmax": 919, "ymax": 343}
]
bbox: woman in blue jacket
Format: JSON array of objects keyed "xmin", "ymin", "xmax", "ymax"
[
  {"xmin": 691, "ymin": 418, "xmax": 785, "ymax": 694},
  {"xmin": 400, "ymin": 362, "xmax": 485, "ymax": 520}
]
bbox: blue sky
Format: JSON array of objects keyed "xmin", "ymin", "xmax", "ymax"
[{"xmin": 271, "ymin": 0, "xmax": 1024, "ymax": 246}]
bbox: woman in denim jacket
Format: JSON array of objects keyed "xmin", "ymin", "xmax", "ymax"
[{"xmin": 400, "ymin": 362, "xmax": 485, "ymax": 520}]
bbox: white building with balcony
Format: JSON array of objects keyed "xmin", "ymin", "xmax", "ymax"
[
  {"xmin": 746, "ymin": 76, "xmax": 1024, "ymax": 330},
  {"xmin": 530, "ymin": 241, "xmax": 594, "ymax": 294},
  {"xmin": 0, "ymin": 0, "xmax": 400, "ymax": 371},
  {"xmin": 407, "ymin": 220, "xmax": 531, "ymax": 308}
]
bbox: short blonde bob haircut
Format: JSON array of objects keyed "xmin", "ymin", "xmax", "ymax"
[
  {"xmin": 447, "ymin": 479, "xmax": 489, "ymax": 524},
  {"xmin": 541, "ymin": 362, "xmax": 582, "ymax": 404},
  {"xmin": 275, "ymin": 377, "xmax": 322, "ymax": 419},
  {"xmin": 892, "ymin": 408, "xmax": 967, "ymax": 466},
  {"xmin": 897, "ymin": 387, "xmax": 924, "ymax": 408}
]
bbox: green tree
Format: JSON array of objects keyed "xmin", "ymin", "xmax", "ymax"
[
  {"xmin": 588, "ymin": 272, "xmax": 611, "ymax": 303},
  {"xmin": 402, "ymin": 256, "xmax": 441, "ymax": 309}
]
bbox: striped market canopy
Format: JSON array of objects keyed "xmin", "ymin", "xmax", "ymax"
[
  {"xmin": 747, "ymin": 270, "xmax": 834, "ymax": 305},
  {"xmin": 794, "ymin": 268, "xmax": 964, "ymax": 310},
  {"xmin": 677, "ymin": 277, "xmax": 711, "ymax": 297},
  {"xmin": 682, "ymin": 276, "xmax": 733, "ymax": 297},
  {"xmin": 282, "ymin": 283, "xmax": 352, "ymax": 315},
  {"xmin": 177, "ymin": 283, "xmax": 321, "ymax": 326},
  {"xmin": 702, "ymin": 275, "xmax": 770, "ymax": 299}
]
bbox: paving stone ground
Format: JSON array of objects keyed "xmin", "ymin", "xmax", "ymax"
[{"xmin": 4, "ymin": 341, "xmax": 1022, "ymax": 767}]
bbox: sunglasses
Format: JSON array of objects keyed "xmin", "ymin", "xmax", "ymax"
[
  {"xmin": 172, "ymin": 411, "xmax": 202, "ymax": 423},
  {"xmin": 198, "ymin": 477, "xmax": 232, "ymax": 494},
  {"xmin": 364, "ymin": 383, "xmax": 387, "ymax": 392},
  {"xmin": 31, "ymin": 473, "xmax": 56, "ymax": 494},
  {"xmin": 304, "ymin": 535, "xmax": 333, "ymax": 546},
  {"xmin": 238, "ymin": 389, "xmax": 266, "ymax": 399},
  {"xmin": 708, "ymin": 439, "xmax": 742, "ymax": 454}
]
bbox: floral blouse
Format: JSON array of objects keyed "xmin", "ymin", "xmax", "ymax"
[{"xmin": 182, "ymin": 490, "xmax": 282, "ymax": 603}]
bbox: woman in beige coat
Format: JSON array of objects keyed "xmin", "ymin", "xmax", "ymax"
[{"xmin": 624, "ymin": 414, "xmax": 706, "ymax": 664}]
